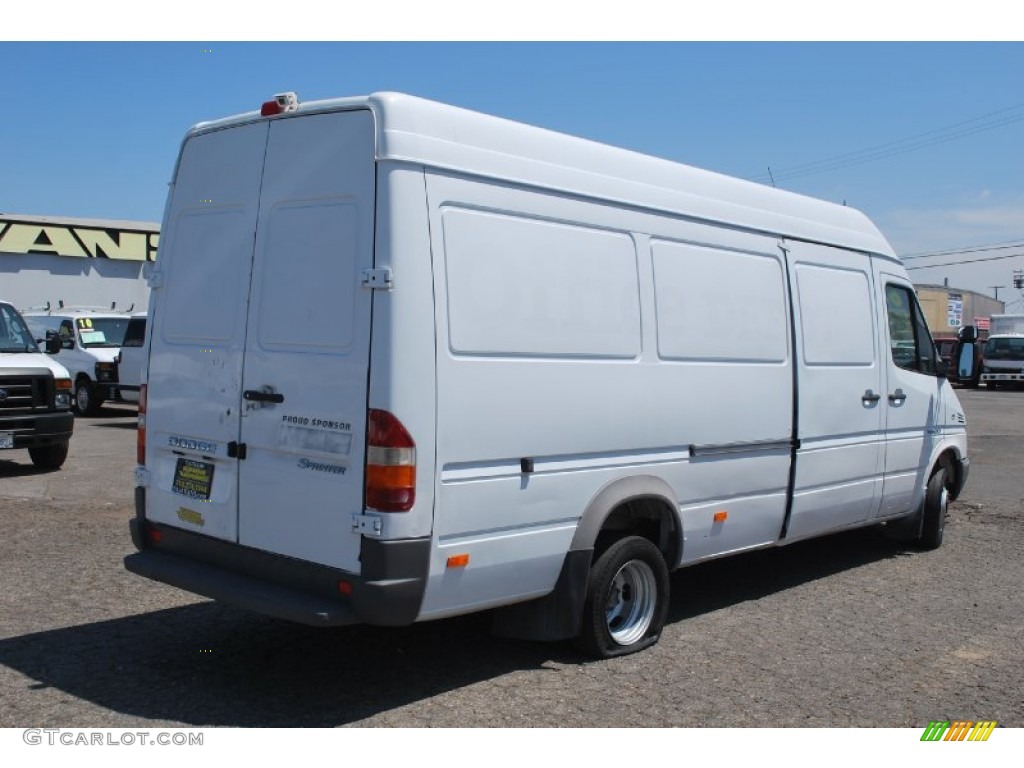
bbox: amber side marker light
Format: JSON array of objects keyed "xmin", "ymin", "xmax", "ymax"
[
  {"xmin": 447, "ymin": 554, "xmax": 470, "ymax": 569},
  {"xmin": 713, "ymin": 511, "xmax": 728, "ymax": 523}
]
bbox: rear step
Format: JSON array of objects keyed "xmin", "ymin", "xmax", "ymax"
[{"xmin": 124, "ymin": 550, "xmax": 359, "ymax": 627}]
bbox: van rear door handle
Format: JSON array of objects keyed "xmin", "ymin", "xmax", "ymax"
[
  {"xmin": 243, "ymin": 389, "xmax": 284, "ymax": 404},
  {"xmin": 888, "ymin": 388, "xmax": 907, "ymax": 405},
  {"xmin": 861, "ymin": 390, "xmax": 881, "ymax": 405}
]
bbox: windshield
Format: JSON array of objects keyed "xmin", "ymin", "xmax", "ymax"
[
  {"xmin": 984, "ymin": 337, "xmax": 1024, "ymax": 360},
  {"xmin": 76, "ymin": 317, "xmax": 130, "ymax": 348},
  {"xmin": 0, "ymin": 303, "xmax": 41, "ymax": 353}
]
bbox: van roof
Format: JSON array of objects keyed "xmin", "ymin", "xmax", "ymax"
[
  {"xmin": 186, "ymin": 92, "xmax": 896, "ymax": 258},
  {"xmin": 21, "ymin": 308, "xmax": 132, "ymax": 318}
]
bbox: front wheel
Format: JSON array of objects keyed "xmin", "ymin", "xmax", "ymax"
[
  {"xmin": 918, "ymin": 466, "xmax": 949, "ymax": 551},
  {"xmin": 74, "ymin": 378, "xmax": 103, "ymax": 416},
  {"xmin": 575, "ymin": 535, "xmax": 670, "ymax": 658},
  {"xmin": 29, "ymin": 441, "xmax": 69, "ymax": 470}
]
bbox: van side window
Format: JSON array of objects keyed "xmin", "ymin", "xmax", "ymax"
[
  {"xmin": 123, "ymin": 318, "xmax": 146, "ymax": 348},
  {"xmin": 885, "ymin": 284, "xmax": 936, "ymax": 375}
]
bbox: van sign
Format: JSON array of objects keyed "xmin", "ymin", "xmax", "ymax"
[{"xmin": 0, "ymin": 218, "xmax": 159, "ymax": 262}]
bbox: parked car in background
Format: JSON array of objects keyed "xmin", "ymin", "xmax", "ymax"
[
  {"xmin": 115, "ymin": 312, "xmax": 147, "ymax": 404},
  {"xmin": 0, "ymin": 299, "xmax": 74, "ymax": 469},
  {"xmin": 979, "ymin": 314, "xmax": 1024, "ymax": 389},
  {"xmin": 23, "ymin": 307, "xmax": 132, "ymax": 416}
]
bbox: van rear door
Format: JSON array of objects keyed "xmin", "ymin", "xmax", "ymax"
[
  {"xmin": 236, "ymin": 110, "xmax": 375, "ymax": 570},
  {"xmin": 145, "ymin": 122, "xmax": 267, "ymax": 546},
  {"xmin": 145, "ymin": 110, "xmax": 375, "ymax": 574}
]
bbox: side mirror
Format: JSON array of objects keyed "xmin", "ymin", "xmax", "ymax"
[
  {"xmin": 958, "ymin": 325, "xmax": 978, "ymax": 343},
  {"xmin": 45, "ymin": 335, "xmax": 62, "ymax": 355},
  {"xmin": 958, "ymin": 341, "xmax": 977, "ymax": 383}
]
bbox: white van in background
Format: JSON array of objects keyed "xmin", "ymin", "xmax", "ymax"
[
  {"xmin": 125, "ymin": 92, "xmax": 969, "ymax": 657},
  {"xmin": 23, "ymin": 307, "xmax": 132, "ymax": 416},
  {"xmin": 115, "ymin": 312, "xmax": 147, "ymax": 404}
]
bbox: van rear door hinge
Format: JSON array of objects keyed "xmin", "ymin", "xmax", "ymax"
[
  {"xmin": 227, "ymin": 441, "xmax": 247, "ymax": 460},
  {"xmin": 361, "ymin": 268, "xmax": 393, "ymax": 290},
  {"xmin": 352, "ymin": 513, "xmax": 384, "ymax": 537}
]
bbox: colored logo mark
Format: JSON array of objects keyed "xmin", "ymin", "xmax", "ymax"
[{"xmin": 921, "ymin": 720, "xmax": 997, "ymax": 741}]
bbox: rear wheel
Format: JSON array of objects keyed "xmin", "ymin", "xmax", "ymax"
[
  {"xmin": 29, "ymin": 441, "xmax": 69, "ymax": 470},
  {"xmin": 575, "ymin": 535, "xmax": 669, "ymax": 658},
  {"xmin": 918, "ymin": 466, "xmax": 949, "ymax": 551}
]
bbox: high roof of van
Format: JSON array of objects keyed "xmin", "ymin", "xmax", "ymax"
[{"xmin": 185, "ymin": 92, "xmax": 896, "ymax": 259}]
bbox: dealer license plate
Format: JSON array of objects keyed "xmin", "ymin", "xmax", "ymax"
[{"xmin": 171, "ymin": 458, "xmax": 215, "ymax": 501}]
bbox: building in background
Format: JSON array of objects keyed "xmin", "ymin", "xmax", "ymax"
[
  {"xmin": 0, "ymin": 214, "xmax": 157, "ymax": 312},
  {"xmin": 914, "ymin": 284, "xmax": 1004, "ymax": 340}
]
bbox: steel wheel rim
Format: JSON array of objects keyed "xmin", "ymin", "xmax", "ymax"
[
  {"xmin": 76, "ymin": 386, "xmax": 89, "ymax": 412},
  {"xmin": 605, "ymin": 559, "xmax": 657, "ymax": 646}
]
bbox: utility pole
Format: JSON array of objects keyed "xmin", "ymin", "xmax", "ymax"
[{"xmin": 990, "ymin": 285, "xmax": 1006, "ymax": 300}]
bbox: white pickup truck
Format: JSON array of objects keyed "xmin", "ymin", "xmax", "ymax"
[{"xmin": 0, "ymin": 299, "xmax": 75, "ymax": 469}]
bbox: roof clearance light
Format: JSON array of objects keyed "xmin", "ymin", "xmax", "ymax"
[{"xmin": 261, "ymin": 91, "xmax": 299, "ymax": 117}]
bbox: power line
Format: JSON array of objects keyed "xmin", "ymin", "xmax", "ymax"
[
  {"xmin": 904, "ymin": 251, "xmax": 1024, "ymax": 271},
  {"xmin": 751, "ymin": 101, "xmax": 1024, "ymax": 184},
  {"xmin": 901, "ymin": 240, "xmax": 1024, "ymax": 261}
]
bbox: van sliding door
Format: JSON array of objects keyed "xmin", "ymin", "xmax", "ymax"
[{"xmin": 785, "ymin": 241, "xmax": 885, "ymax": 539}]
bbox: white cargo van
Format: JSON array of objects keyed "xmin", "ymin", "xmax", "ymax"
[
  {"xmin": 114, "ymin": 312, "xmax": 147, "ymax": 404},
  {"xmin": 23, "ymin": 307, "xmax": 132, "ymax": 416},
  {"xmin": 125, "ymin": 92, "xmax": 969, "ymax": 657}
]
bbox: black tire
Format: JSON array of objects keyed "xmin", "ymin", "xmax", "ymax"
[
  {"xmin": 74, "ymin": 377, "xmax": 103, "ymax": 416},
  {"xmin": 918, "ymin": 466, "xmax": 949, "ymax": 551},
  {"xmin": 574, "ymin": 535, "xmax": 670, "ymax": 658},
  {"xmin": 28, "ymin": 441, "xmax": 69, "ymax": 470}
]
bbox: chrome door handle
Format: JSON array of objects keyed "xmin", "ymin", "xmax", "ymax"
[
  {"xmin": 888, "ymin": 388, "xmax": 907, "ymax": 405},
  {"xmin": 862, "ymin": 390, "xmax": 881, "ymax": 405}
]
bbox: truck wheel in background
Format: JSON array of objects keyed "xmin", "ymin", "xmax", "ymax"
[
  {"xmin": 575, "ymin": 535, "xmax": 670, "ymax": 658},
  {"xmin": 918, "ymin": 466, "xmax": 949, "ymax": 551},
  {"xmin": 74, "ymin": 377, "xmax": 103, "ymax": 416},
  {"xmin": 28, "ymin": 441, "xmax": 70, "ymax": 470}
]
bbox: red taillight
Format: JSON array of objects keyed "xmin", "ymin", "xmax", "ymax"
[
  {"xmin": 365, "ymin": 409, "xmax": 415, "ymax": 512},
  {"xmin": 260, "ymin": 100, "xmax": 281, "ymax": 116},
  {"xmin": 137, "ymin": 384, "xmax": 147, "ymax": 465}
]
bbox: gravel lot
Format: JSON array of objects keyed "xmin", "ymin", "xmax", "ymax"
[{"xmin": 1, "ymin": 390, "xmax": 1021, "ymax": 728}]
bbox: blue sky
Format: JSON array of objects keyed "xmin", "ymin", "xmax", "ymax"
[{"xmin": 2, "ymin": 39, "xmax": 1023, "ymax": 304}]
